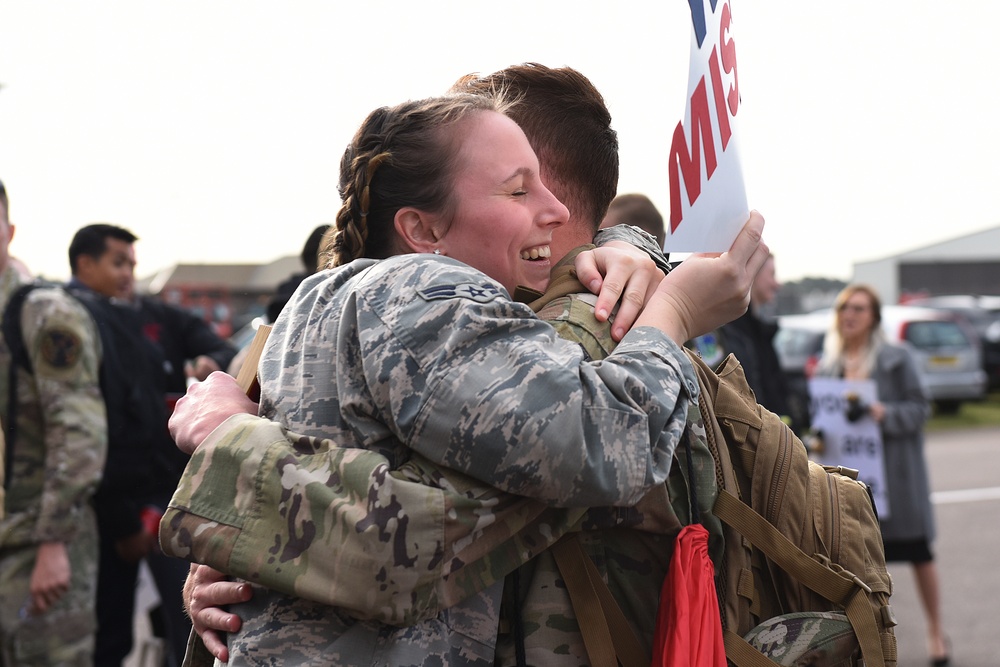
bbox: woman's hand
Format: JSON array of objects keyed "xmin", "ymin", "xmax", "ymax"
[
  {"xmin": 574, "ymin": 242, "xmax": 665, "ymax": 341},
  {"xmin": 637, "ymin": 211, "xmax": 769, "ymax": 344},
  {"xmin": 169, "ymin": 372, "xmax": 259, "ymax": 455}
]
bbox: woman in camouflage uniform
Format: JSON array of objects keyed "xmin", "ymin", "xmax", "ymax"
[{"xmin": 166, "ymin": 92, "xmax": 769, "ymax": 666}]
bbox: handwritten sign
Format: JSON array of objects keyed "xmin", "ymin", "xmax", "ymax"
[
  {"xmin": 666, "ymin": 0, "xmax": 748, "ymax": 252},
  {"xmin": 808, "ymin": 377, "xmax": 890, "ymax": 518}
]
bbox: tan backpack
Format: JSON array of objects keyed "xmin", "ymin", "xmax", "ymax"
[
  {"xmin": 556, "ymin": 352, "xmax": 897, "ymax": 667},
  {"xmin": 688, "ymin": 350, "xmax": 897, "ymax": 666}
]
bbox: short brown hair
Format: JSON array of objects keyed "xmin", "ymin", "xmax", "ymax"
[
  {"xmin": 451, "ymin": 63, "xmax": 618, "ymax": 232},
  {"xmin": 602, "ymin": 193, "xmax": 665, "ymax": 247}
]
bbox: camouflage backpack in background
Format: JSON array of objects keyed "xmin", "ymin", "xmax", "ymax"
[{"xmin": 684, "ymin": 350, "xmax": 897, "ymax": 667}]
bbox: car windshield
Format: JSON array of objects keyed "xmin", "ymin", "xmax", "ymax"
[{"xmin": 901, "ymin": 321, "xmax": 969, "ymax": 350}]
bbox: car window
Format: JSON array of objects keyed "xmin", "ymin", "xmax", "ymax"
[
  {"xmin": 775, "ymin": 328, "xmax": 823, "ymax": 357},
  {"xmin": 900, "ymin": 321, "xmax": 969, "ymax": 350}
]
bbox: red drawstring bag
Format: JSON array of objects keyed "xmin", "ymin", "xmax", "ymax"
[{"xmin": 651, "ymin": 523, "xmax": 727, "ymax": 667}]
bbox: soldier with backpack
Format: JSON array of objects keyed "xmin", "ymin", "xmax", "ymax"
[
  {"xmin": 170, "ymin": 65, "xmax": 755, "ymax": 667},
  {"xmin": 0, "ymin": 181, "xmax": 109, "ymax": 665},
  {"xmin": 172, "ymin": 66, "xmax": 893, "ymax": 667}
]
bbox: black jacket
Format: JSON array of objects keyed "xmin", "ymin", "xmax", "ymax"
[{"xmin": 718, "ymin": 309, "xmax": 790, "ymax": 419}]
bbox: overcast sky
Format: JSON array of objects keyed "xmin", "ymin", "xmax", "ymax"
[{"xmin": 2, "ymin": 1, "xmax": 997, "ymax": 288}]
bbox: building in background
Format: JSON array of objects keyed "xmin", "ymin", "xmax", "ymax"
[
  {"xmin": 854, "ymin": 225, "xmax": 1000, "ymax": 304},
  {"xmin": 135, "ymin": 255, "xmax": 299, "ymax": 337}
]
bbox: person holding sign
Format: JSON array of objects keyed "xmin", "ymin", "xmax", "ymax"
[
  {"xmin": 812, "ymin": 284, "xmax": 949, "ymax": 666},
  {"xmin": 167, "ymin": 88, "xmax": 768, "ymax": 666}
]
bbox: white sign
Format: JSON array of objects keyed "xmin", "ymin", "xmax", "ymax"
[
  {"xmin": 664, "ymin": 0, "xmax": 749, "ymax": 253},
  {"xmin": 808, "ymin": 377, "xmax": 890, "ymax": 519}
]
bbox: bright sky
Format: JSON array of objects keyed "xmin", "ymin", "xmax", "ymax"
[{"xmin": 2, "ymin": 1, "xmax": 997, "ymax": 285}]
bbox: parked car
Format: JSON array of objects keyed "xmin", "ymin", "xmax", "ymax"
[
  {"xmin": 904, "ymin": 294, "xmax": 1000, "ymax": 390},
  {"xmin": 775, "ymin": 305, "xmax": 988, "ymax": 422}
]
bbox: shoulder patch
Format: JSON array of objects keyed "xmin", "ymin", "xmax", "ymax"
[
  {"xmin": 691, "ymin": 332, "xmax": 725, "ymax": 368},
  {"xmin": 38, "ymin": 327, "xmax": 84, "ymax": 369},
  {"xmin": 417, "ymin": 283, "xmax": 503, "ymax": 304}
]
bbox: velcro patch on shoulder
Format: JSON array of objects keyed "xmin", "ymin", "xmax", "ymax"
[
  {"xmin": 39, "ymin": 327, "xmax": 84, "ymax": 369},
  {"xmin": 418, "ymin": 283, "xmax": 503, "ymax": 304}
]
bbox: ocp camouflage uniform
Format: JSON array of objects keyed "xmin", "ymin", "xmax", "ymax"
[
  {"xmin": 743, "ymin": 612, "xmax": 860, "ymax": 666},
  {"xmin": 164, "ymin": 248, "xmax": 697, "ymax": 666},
  {"xmin": 0, "ymin": 265, "xmax": 107, "ymax": 665}
]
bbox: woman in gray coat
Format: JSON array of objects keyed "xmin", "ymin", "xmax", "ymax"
[{"xmin": 815, "ymin": 283, "xmax": 949, "ymax": 666}]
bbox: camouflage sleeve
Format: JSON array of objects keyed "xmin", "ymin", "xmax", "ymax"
[
  {"xmin": 162, "ymin": 414, "xmax": 602, "ymax": 624},
  {"xmin": 593, "ymin": 223, "xmax": 670, "ymax": 273},
  {"xmin": 164, "ymin": 258, "xmax": 697, "ymax": 621},
  {"xmin": 364, "ymin": 258, "xmax": 692, "ymax": 508},
  {"xmin": 21, "ymin": 289, "xmax": 106, "ymax": 543}
]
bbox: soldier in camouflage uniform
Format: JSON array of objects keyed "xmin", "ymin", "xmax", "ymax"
[
  {"xmin": 0, "ymin": 181, "xmax": 108, "ymax": 665},
  {"xmin": 165, "ymin": 246, "xmax": 724, "ymax": 667},
  {"xmin": 165, "ymin": 72, "xmax": 767, "ymax": 666}
]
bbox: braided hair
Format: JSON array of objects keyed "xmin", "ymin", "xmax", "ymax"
[{"xmin": 324, "ymin": 94, "xmax": 509, "ymax": 268}]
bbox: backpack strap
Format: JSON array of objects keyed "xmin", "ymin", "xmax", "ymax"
[
  {"xmin": 714, "ymin": 489, "xmax": 885, "ymax": 667},
  {"xmin": 551, "ymin": 535, "xmax": 649, "ymax": 667},
  {"xmin": 722, "ymin": 630, "xmax": 785, "ymax": 667}
]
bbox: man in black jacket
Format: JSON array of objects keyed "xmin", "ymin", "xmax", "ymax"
[
  {"xmin": 69, "ymin": 224, "xmax": 235, "ymax": 667},
  {"xmin": 717, "ymin": 253, "xmax": 790, "ymax": 419}
]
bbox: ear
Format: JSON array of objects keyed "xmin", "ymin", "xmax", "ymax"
[
  {"xmin": 74, "ymin": 253, "xmax": 95, "ymax": 278},
  {"xmin": 394, "ymin": 207, "xmax": 443, "ymax": 254}
]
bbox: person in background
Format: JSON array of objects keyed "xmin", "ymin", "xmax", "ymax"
[
  {"xmin": 0, "ymin": 181, "xmax": 108, "ymax": 665},
  {"xmin": 691, "ymin": 253, "xmax": 792, "ymax": 425},
  {"xmin": 599, "ymin": 192, "xmax": 666, "ymax": 249},
  {"xmin": 65, "ymin": 224, "xmax": 192, "ymax": 667},
  {"xmin": 265, "ymin": 224, "xmax": 331, "ymax": 323},
  {"xmin": 126, "ymin": 272, "xmax": 237, "ymax": 666},
  {"xmin": 814, "ymin": 283, "xmax": 949, "ymax": 666},
  {"xmin": 223, "ymin": 224, "xmax": 333, "ymax": 379}
]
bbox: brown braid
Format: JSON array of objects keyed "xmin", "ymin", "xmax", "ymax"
[{"xmin": 329, "ymin": 148, "xmax": 392, "ymax": 267}]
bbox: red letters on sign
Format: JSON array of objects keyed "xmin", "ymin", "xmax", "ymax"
[{"xmin": 668, "ymin": 0, "xmax": 740, "ymax": 234}]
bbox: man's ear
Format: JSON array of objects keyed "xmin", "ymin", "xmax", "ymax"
[
  {"xmin": 394, "ymin": 207, "xmax": 442, "ymax": 254},
  {"xmin": 74, "ymin": 253, "xmax": 95, "ymax": 279}
]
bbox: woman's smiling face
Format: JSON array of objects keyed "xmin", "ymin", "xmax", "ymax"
[{"xmin": 438, "ymin": 111, "xmax": 569, "ymax": 294}]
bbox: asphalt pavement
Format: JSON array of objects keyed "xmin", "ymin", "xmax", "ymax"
[{"xmin": 886, "ymin": 425, "xmax": 1000, "ymax": 667}]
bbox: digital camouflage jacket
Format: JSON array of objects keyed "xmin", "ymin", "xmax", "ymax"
[{"xmin": 164, "ymin": 240, "xmax": 703, "ymax": 666}]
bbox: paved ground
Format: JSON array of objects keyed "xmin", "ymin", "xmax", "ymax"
[{"xmin": 123, "ymin": 562, "xmax": 167, "ymax": 667}]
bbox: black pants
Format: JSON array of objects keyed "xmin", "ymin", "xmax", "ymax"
[{"xmin": 94, "ymin": 514, "xmax": 191, "ymax": 666}]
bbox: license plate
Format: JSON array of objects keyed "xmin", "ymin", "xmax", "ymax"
[{"xmin": 928, "ymin": 356, "xmax": 958, "ymax": 367}]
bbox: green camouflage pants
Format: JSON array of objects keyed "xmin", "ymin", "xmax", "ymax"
[{"xmin": 0, "ymin": 509, "xmax": 99, "ymax": 666}]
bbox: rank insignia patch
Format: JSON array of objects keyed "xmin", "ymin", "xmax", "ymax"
[
  {"xmin": 418, "ymin": 283, "xmax": 503, "ymax": 304},
  {"xmin": 39, "ymin": 328, "xmax": 83, "ymax": 369}
]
